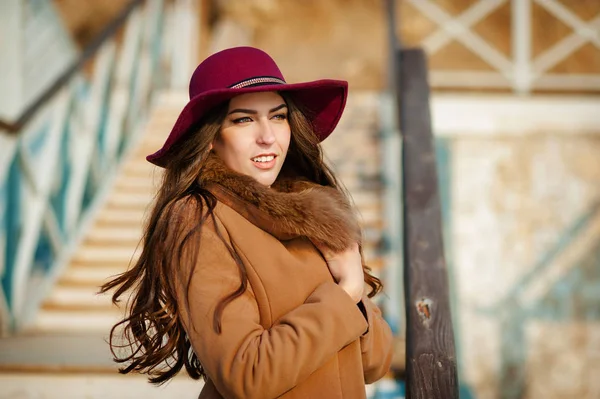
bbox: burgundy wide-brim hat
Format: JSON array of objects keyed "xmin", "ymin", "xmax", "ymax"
[{"xmin": 146, "ymin": 46, "xmax": 348, "ymax": 167}]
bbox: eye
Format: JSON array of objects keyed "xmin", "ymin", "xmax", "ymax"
[
  {"xmin": 232, "ymin": 116, "xmax": 252, "ymax": 124},
  {"xmin": 272, "ymin": 113, "xmax": 288, "ymax": 121}
]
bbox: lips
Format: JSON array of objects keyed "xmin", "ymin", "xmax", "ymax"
[{"xmin": 251, "ymin": 153, "xmax": 277, "ymax": 170}]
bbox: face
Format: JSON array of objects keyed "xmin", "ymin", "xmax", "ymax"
[{"xmin": 212, "ymin": 91, "xmax": 291, "ymax": 187}]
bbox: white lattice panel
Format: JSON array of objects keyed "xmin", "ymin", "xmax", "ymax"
[{"xmin": 404, "ymin": 0, "xmax": 600, "ymax": 93}]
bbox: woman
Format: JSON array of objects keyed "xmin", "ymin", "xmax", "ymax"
[{"xmin": 102, "ymin": 46, "xmax": 393, "ymax": 399}]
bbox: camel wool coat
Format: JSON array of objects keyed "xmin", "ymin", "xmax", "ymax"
[{"xmin": 175, "ymin": 156, "xmax": 394, "ymax": 399}]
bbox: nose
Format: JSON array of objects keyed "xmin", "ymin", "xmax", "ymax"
[{"xmin": 257, "ymin": 119, "xmax": 276, "ymax": 145}]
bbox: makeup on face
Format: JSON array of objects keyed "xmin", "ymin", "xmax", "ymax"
[{"xmin": 212, "ymin": 92, "xmax": 291, "ymax": 187}]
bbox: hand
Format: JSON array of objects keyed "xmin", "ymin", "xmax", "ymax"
[{"xmin": 313, "ymin": 242, "xmax": 364, "ymax": 303}]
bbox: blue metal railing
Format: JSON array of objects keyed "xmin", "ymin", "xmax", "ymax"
[{"xmin": 0, "ymin": 0, "xmax": 171, "ymax": 333}]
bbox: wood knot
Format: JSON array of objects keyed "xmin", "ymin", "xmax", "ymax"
[{"xmin": 416, "ymin": 298, "xmax": 433, "ymax": 322}]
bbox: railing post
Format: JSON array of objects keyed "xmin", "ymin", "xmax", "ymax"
[{"xmin": 397, "ymin": 47, "xmax": 459, "ymax": 398}]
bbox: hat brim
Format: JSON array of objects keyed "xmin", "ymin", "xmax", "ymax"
[{"xmin": 146, "ymin": 79, "xmax": 348, "ymax": 167}]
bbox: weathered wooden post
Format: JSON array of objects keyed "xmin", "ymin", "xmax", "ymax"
[{"xmin": 397, "ymin": 47, "xmax": 459, "ymax": 398}]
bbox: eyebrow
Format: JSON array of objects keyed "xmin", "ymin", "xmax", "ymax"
[{"xmin": 227, "ymin": 103, "xmax": 288, "ymax": 115}]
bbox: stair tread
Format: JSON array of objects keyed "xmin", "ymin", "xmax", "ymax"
[
  {"xmin": 86, "ymin": 228, "xmax": 143, "ymax": 242},
  {"xmin": 27, "ymin": 310, "xmax": 124, "ymax": 334},
  {"xmin": 44, "ymin": 286, "xmax": 116, "ymax": 308},
  {"xmin": 75, "ymin": 246, "xmax": 140, "ymax": 257},
  {"xmin": 0, "ymin": 333, "xmax": 117, "ymax": 371}
]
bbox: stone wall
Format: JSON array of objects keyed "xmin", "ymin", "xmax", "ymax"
[{"xmin": 437, "ymin": 134, "xmax": 600, "ymax": 398}]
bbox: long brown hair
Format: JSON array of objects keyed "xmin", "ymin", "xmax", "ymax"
[{"xmin": 100, "ymin": 93, "xmax": 383, "ymax": 384}]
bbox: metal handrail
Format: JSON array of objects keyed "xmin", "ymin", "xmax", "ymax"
[{"xmin": 0, "ymin": 0, "xmax": 144, "ymax": 134}]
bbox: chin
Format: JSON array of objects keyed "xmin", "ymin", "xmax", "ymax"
[
  {"xmin": 252, "ymin": 171, "xmax": 278, "ymax": 187},
  {"xmin": 255, "ymin": 176, "xmax": 276, "ymax": 187}
]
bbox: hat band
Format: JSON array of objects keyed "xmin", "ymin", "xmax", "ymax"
[{"xmin": 228, "ymin": 76, "xmax": 286, "ymax": 89}]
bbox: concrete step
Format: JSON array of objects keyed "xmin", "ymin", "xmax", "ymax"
[
  {"xmin": 72, "ymin": 247, "xmax": 140, "ymax": 265},
  {"xmin": 137, "ymin": 136, "xmax": 170, "ymax": 149},
  {"xmin": 136, "ymin": 142, "xmax": 168, "ymax": 155},
  {"xmin": 114, "ymin": 175, "xmax": 158, "ymax": 191},
  {"xmin": 0, "ymin": 333, "xmax": 117, "ymax": 373},
  {"xmin": 154, "ymin": 89, "xmax": 188, "ymax": 107},
  {"xmin": 121, "ymin": 161, "xmax": 157, "ymax": 177},
  {"xmin": 108, "ymin": 192, "xmax": 154, "ymax": 208},
  {"xmin": 43, "ymin": 286, "xmax": 115, "ymax": 310},
  {"xmin": 26, "ymin": 309, "xmax": 123, "ymax": 334},
  {"xmin": 0, "ymin": 371, "xmax": 202, "ymax": 398},
  {"xmin": 95, "ymin": 208, "xmax": 147, "ymax": 225},
  {"xmin": 58, "ymin": 266, "xmax": 127, "ymax": 287},
  {"xmin": 85, "ymin": 226, "xmax": 143, "ymax": 245}
]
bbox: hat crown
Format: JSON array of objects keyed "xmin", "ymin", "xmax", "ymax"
[{"xmin": 188, "ymin": 47, "xmax": 286, "ymax": 99}]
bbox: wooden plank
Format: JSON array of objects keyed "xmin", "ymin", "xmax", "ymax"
[{"xmin": 398, "ymin": 47, "xmax": 458, "ymax": 399}]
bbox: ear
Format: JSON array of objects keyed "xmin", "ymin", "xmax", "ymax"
[{"xmin": 208, "ymin": 142, "xmax": 213, "ymax": 151}]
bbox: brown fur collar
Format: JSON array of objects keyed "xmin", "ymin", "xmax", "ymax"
[{"xmin": 199, "ymin": 154, "xmax": 361, "ymax": 252}]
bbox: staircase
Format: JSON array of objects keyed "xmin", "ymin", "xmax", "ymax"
[
  {"xmin": 0, "ymin": 90, "xmax": 387, "ymax": 396},
  {"xmin": 0, "ymin": 95, "xmax": 173, "ymax": 374},
  {"xmin": 27, "ymin": 105, "xmax": 171, "ymax": 336}
]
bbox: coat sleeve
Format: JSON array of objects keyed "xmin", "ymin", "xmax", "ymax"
[
  {"xmin": 175, "ymin": 214, "xmax": 369, "ymax": 399},
  {"xmin": 358, "ymin": 296, "xmax": 394, "ymax": 383}
]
